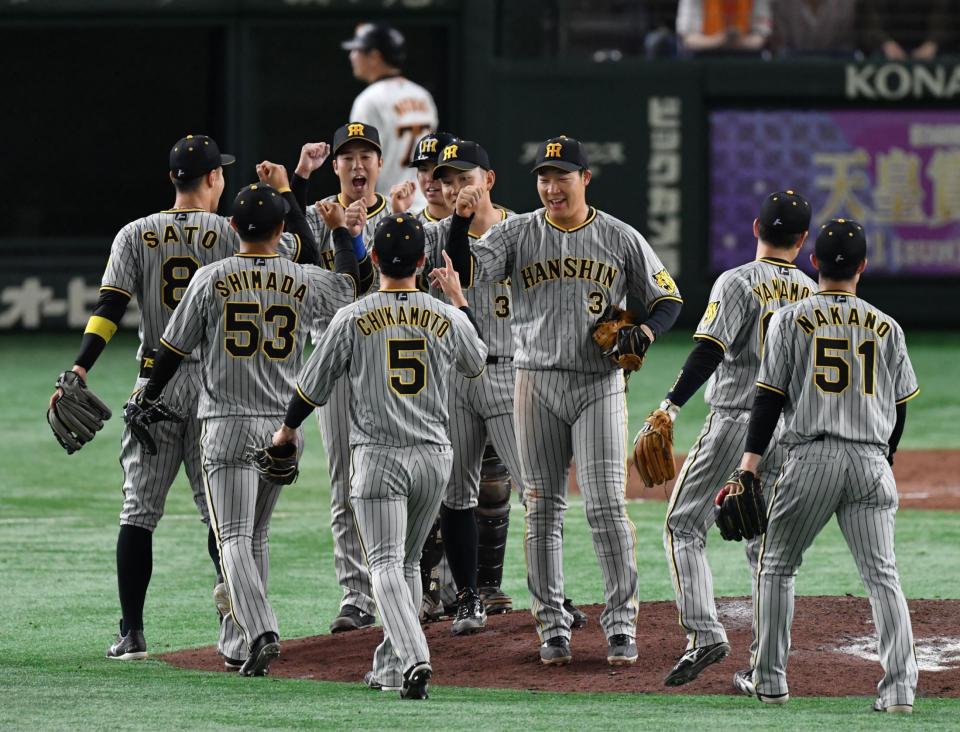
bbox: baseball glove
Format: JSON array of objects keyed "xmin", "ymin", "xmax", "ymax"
[
  {"xmin": 714, "ymin": 469, "xmax": 768, "ymax": 542},
  {"xmin": 632, "ymin": 409, "xmax": 676, "ymax": 487},
  {"xmin": 48, "ymin": 371, "xmax": 113, "ymax": 454},
  {"xmin": 591, "ymin": 305, "xmax": 650, "ymax": 371},
  {"xmin": 250, "ymin": 442, "xmax": 299, "ymax": 485},
  {"xmin": 122, "ymin": 390, "xmax": 184, "ymax": 456}
]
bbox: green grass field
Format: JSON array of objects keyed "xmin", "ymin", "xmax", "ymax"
[{"xmin": 3, "ymin": 331, "xmax": 958, "ymax": 730}]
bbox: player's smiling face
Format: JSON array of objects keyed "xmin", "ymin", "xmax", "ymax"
[
  {"xmin": 537, "ymin": 167, "xmax": 589, "ymax": 219},
  {"xmin": 333, "ymin": 142, "xmax": 382, "ymax": 199},
  {"xmin": 416, "ymin": 162, "xmax": 443, "ymax": 205},
  {"xmin": 438, "ymin": 167, "xmax": 490, "ymax": 207}
]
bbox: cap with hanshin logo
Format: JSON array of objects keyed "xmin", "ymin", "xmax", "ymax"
[
  {"xmin": 815, "ymin": 218, "xmax": 867, "ymax": 268},
  {"xmin": 758, "ymin": 190, "xmax": 812, "ymax": 234},
  {"xmin": 373, "ymin": 214, "xmax": 425, "ymax": 267},
  {"xmin": 232, "ymin": 183, "xmax": 290, "ymax": 237},
  {"xmin": 332, "ymin": 122, "xmax": 382, "ymax": 155},
  {"xmin": 409, "ymin": 131, "xmax": 460, "ymax": 167},
  {"xmin": 170, "ymin": 134, "xmax": 235, "ymax": 180},
  {"xmin": 530, "ymin": 135, "xmax": 589, "ymax": 173},
  {"xmin": 432, "ymin": 141, "xmax": 491, "ymax": 177}
]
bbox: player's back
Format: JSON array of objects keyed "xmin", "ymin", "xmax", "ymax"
[
  {"xmin": 340, "ymin": 289, "xmax": 485, "ymax": 447},
  {"xmin": 104, "ymin": 209, "xmax": 237, "ymax": 359},
  {"xmin": 697, "ymin": 258, "xmax": 816, "ymax": 411},
  {"xmin": 185, "ymin": 254, "xmax": 320, "ymax": 418},
  {"xmin": 760, "ymin": 292, "xmax": 919, "ymax": 448}
]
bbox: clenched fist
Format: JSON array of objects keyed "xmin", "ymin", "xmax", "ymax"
[
  {"xmin": 316, "ymin": 200, "xmax": 346, "ymax": 230},
  {"xmin": 389, "ymin": 180, "xmax": 417, "ymax": 214},
  {"xmin": 345, "ymin": 200, "xmax": 367, "ymax": 237},
  {"xmin": 256, "ymin": 161, "xmax": 290, "ymax": 191},
  {"xmin": 295, "ymin": 142, "xmax": 331, "ymax": 178},
  {"xmin": 455, "ymin": 185, "xmax": 483, "ymax": 218}
]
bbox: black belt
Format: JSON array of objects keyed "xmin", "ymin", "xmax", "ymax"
[
  {"xmin": 139, "ymin": 348, "xmax": 157, "ymax": 378},
  {"xmin": 486, "ymin": 356, "xmax": 514, "ymax": 364},
  {"xmin": 812, "ymin": 434, "xmax": 825, "ymax": 442}
]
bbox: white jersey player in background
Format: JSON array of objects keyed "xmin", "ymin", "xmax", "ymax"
[{"xmin": 342, "ymin": 23, "xmax": 438, "ymax": 210}]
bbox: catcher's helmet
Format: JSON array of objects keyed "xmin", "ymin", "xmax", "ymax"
[{"xmin": 341, "ymin": 23, "xmax": 406, "ymax": 68}]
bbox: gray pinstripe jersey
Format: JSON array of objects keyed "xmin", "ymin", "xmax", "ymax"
[
  {"xmin": 470, "ymin": 207, "xmax": 682, "ymax": 371},
  {"xmin": 101, "ymin": 208, "xmax": 302, "ymax": 362},
  {"xmin": 424, "ymin": 207, "xmax": 513, "ymax": 357},
  {"xmin": 305, "ymin": 193, "xmax": 392, "ymax": 337},
  {"xmin": 160, "ymin": 253, "xmax": 355, "ymax": 418},
  {"xmin": 296, "ymin": 289, "xmax": 488, "ymax": 447},
  {"xmin": 694, "ymin": 258, "xmax": 816, "ymax": 411},
  {"xmin": 757, "ymin": 292, "xmax": 919, "ymax": 449},
  {"xmin": 413, "ymin": 207, "xmax": 444, "ymax": 224}
]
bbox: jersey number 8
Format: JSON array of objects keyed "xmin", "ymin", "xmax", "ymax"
[{"xmin": 224, "ymin": 302, "xmax": 297, "ymax": 360}]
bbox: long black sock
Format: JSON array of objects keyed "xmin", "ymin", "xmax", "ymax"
[
  {"xmin": 117, "ymin": 525, "xmax": 152, "ymax": 634},
  {"xmin": 440, "ymin": 505, "xmax": 478, "ymax": 593},
  {"xmin": 207, "ymin": 525, "xmax": 223, "ymax": 583}
]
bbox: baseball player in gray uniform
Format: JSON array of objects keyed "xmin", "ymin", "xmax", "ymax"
[
  {"xmin": 730, "ymin": 219, "xmax": 919, "ymax": 712},
  {"xmin": 645, "ymin": 191, "xmax": 816, "ymax": 686},
  {"xmin": 447, "ymin": 136, "xmax": 683, "ymax": 665},
  {"xmin": 291, "ymin": 123, "xmax": 396, "ymax": 634},
  {"xmin": 133, "ymin": 182, "xmax": 360, "ymax": 676},
  {"xmin": 50, "ymin": 135, "xmax": 314, "ymax": 661},
  {"xmin": 273, "ymin": 214, "xmax": 488, "ymax": 699}
]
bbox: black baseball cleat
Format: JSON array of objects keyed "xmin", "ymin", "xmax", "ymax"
[
  {"xmin": 221, "ymin": 653, "xmax": 244, "ymax": 671},
  {"xmin": 330, "ymin": 605, "xmax": 375, "ymax": 633},
  {"xmin": 451, "ymin": 588, "xmax": 487, "ymax": 635},
  {"xmin": 564, "ymin": 598, "xmax": 588, "ymax": 629},
  {"xmin": 239, "ymin": 632, "xmax": 280, "ymax": 677},
  {"xmin": 733, "ymin": 668, "xmax": 790, "ymax": 704},
  {"xmin": 664, "ymin": 641, "xmax": 731, "ymax": 686},
  {"xmin": 479, "ymin": 586, "xmax": 513, "ymax": 615},
  {"xmin": 400, "ymin": 662, "xmax": 432, "ymax": 699},
  {"xmin": 106, "ymin": 622, "xmax": 147, "ymax": 661},
  {"xmin": 540, "ymin": 636, "xmax": 573, "ymax": 666}
]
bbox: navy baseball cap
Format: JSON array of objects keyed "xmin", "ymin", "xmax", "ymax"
[
  {"xmin": 530, "ymin": 136, "xmax": 589, "ymax": 173},
  {"xmin": 232, "ymin": 183, "xmax": 290, "ymax": 236},
  {"xmin": 409, "ymin": 131, "xmax": 459, "ymax": 167},
  {"xmin": 374, "ymin": 214, "xmax": 425, "ymax": 267},
  {"xmin": 332, "ymin": 122, "xmax": 382, "ymax": 155},
  {"xmin": 169, "ymin": 134, "xmax": 235, "ymax": 180},
  {"xmin": 341, "ymin": 23, "xmax": 406, "ymax": 67},
  {"xmin": 758, "ymin": 190, "xmax": 812, "ymax": 234},
  {"xmin": 432, "ymin": 141, "xmax": 491, "ymax": 178},
  {"xmin": 815, "ymin": 218, "xmax": 867, "ymax": 269}
]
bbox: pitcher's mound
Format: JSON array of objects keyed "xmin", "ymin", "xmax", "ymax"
[{"xmin": 163, "ymin": 597, "xmax": 960, "ymax": 697}]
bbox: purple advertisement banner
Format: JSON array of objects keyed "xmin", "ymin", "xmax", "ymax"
[{"xmin": 710, "ymin": 110, "xmax": 960, "ymax": 276}]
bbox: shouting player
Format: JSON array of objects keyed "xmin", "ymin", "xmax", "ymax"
[
  {"xmin": 130, "ymin": 179, "xmax": 360, "ymax": 676},
  {"xmin": 644, "ymin": 191, "xmax": 815, "ymax": 686},
  {"xmin": 729, "ymin": 219, "xmax": 918, "ymax": 712},
  {"xmin": 273, "ymin": 215, "xmax": 487, "ymax": 698},
  {"xmin": 447, "ymin": 136, "xmax": 683, "ymax": 665}
]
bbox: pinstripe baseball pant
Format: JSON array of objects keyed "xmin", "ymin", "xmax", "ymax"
[
  {"xmin": 753, "ymin": 437, "xmax": 917, "ymax": 706},
  {"xmin": 351, "ymin": 443, "xmax": 452, "ymax": 684},
  {"xmin": 515, "ymin": 368, "xmax": 638, "ymax": 643}
]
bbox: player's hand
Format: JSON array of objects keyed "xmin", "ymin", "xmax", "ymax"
[
  {"xmin": 428, "ymin": 251, "xmax": 467, "ymax": 307},
  {"xmin": 389, "ymin": 180, "xmax": 417, "ymax": 214},
  {"xmin": 317, "ymin": 200, "xmax": 346, "ymax": 230},
  {"xmin": 272, "ymin": 424, "xmax": 297, "ymax": 447},
  {"xmin": 345, "ymin": 200, "xmax": 367, "ymax": 238},
  {"xmin": 49, "ymin": 365, "xmax": 87, "ymax": 409},
  {"xmin": 256, "ymin": 161, "xmax": 290, "ymax": 191},
  {"xmin": 455, "ymin": 185, "xmax": 483, "ymax": 218},
  {"xmin": 295, "ymin": 142, "xmax": 331, "ymax": 178}
]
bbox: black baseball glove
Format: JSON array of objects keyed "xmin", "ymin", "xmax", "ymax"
[
  {"xmin": 123, "ymin": 390, "xmax": 184, "ymax": 455},
  {"xmin": 249, "ymin": 442, "xmax": 299, "ymax": 485},
  {"xmin": 591, "ymin": 305, "xmax": 650, "ymax": 371},
  {"xmin": 714, "ymin": 469, "xmax": 768, "ymax": 541},
  {"xmin": 48, "ymin": 371, "xmax": 113, "ymax": 454}
]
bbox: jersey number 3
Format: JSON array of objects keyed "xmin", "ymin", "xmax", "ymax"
[
  {"xmin": 387, "ymin": 338, "xmax": 427, "ymax": 396},
  {"xmin": 224, "ymin": 302, "xmax": 297, "ymax": 360}
]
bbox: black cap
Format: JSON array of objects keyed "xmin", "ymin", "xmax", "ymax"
[
  {"xmin": 341, "ymin": 23, "xmax": 406, "ymax": 67},
  {"xmin": 530, "ymin": 135, "xmax": 589, "ymax": 173},
  {"xmin": 758, "ymin": 190, "xmax": 812, "ymax": 234},
  {"xmin": 432, "ymin": 141, "xmax": 491, "ymax": 178},
  {"xmin": 373, "ymin": 214, "xmax": 425, "ymax": 267},
  {"xmin": 332, "ymin": 122, "xmax": 382, "ymax": 155},
  {"xmin": 231, "ymin": 183, "xmax": 290, "ymax": 237},
  {"xmin": 815, "ymin": 218, "xmax": 867, "ymax": 269},
  {"xmin": 169, "ymin": 134, "xmax": 235, "ymax": 180},
  {"xmin": 408, "ymin": 131, "xmax": 459, "ymax": 167}
]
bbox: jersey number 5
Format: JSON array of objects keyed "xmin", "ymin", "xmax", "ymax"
[
  {"xmin": 814, "ymin": 337, "xmax": 876, "ymax": 395},
  {"xmin": 224, "ymin": 302, "xmax": 297, "ymax": 360},
  {"xmin": 387, "ymin": 338, "xmax": 427, "ymax": 396}
]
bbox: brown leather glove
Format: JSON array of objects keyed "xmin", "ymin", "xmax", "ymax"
[{"xmin": 632, "ymin": 409, "xmax": 676, "ymax": 487}]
